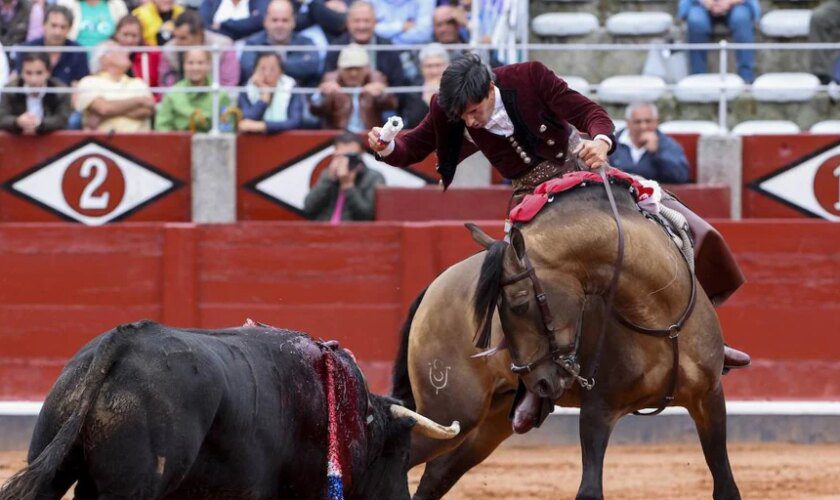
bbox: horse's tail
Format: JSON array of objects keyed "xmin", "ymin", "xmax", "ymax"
[
  {"xmin": 390, "ymin": 287, "xmax": 428, "ymax": 411},
  {"xmin": 0, "ymin": 324, "xmax": 132, "ymax": 500}
]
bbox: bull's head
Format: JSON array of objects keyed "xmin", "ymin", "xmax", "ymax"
[
  {"xmin": 355, "ymin": 395, "xmax": 459, "ymax": 499},
  {"xmin": 468, "ymin": 223, "xmax": 585, "ymax": 401}
]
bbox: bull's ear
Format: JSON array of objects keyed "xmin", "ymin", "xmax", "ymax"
[
  {"xmin": 465, "ymin": 223, "xmax": 496, "ymax": 249},
  {"xmin": 509, "ymin": 226, "xmax": 526, "ymax": 261}
]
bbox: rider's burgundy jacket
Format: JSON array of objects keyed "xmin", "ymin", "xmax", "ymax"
[{"xmin": 381, "ymin": 61, "xmax": 616, "ymax": 187}]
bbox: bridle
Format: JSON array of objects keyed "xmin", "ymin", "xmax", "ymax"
[
  {"xmin": 499, "ymin": 168, "xmax": 698, "ymax": 415},
  {"xmin": 500, "ymin": 249, "xmax": 593, "ymax": 390}
]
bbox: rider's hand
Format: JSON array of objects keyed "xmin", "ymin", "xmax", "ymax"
[
  {"xmin": 367, "ymin": 127, "xmax": 388, "ymax": 152},
  {"xmin": 574, "ymin": 139, "xmax": 610, "ymax": 170}
]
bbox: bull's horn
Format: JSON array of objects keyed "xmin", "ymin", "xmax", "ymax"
[{"xmin": 389, "ymin": 405, "xmax": 460, "ymax": 440}]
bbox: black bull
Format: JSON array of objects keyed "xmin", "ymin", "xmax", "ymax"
[{"xmin": 0, "ymin": 320, "xmax": 459, "ymax": 499}]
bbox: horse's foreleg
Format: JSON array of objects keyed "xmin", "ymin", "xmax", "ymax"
[
  {"xmin": 688, "ymin": 382, "xmax": 741, "ymax": 500},
  {"xmin": 412, "ymin": 393, "xmax": 513, "ymax": 500},
  {"xmin": 575, "ymin": 399, "xmax": 618, "ymax": 500}
]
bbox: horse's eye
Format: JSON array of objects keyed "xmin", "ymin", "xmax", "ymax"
[{"xmin": 511, "ymin": 302, "xmax": 529, "ymax": 315}]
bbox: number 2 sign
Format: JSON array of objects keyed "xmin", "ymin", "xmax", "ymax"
[{"xmin": 6, "ymin": 140, "xmax": 180, "ymax": 225}]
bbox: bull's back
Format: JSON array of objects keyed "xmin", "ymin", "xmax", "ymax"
[{"xmin": 34, "ymin": 322, "xmax": 330, "ymax": 498}]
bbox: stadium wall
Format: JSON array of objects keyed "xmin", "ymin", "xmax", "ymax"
[{"xmin": 0, "ymin": 220, "xmax": 837, "ymax": 402}]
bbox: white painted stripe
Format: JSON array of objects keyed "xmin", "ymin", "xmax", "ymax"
[
  {"xmin": 2, "ymin": 401, "xmax": 840, "ymax": 417},
  {"xmin": 551, "ymin": 401, "xmax": 840, "ymax": 416},
  {"xmin": 0, "ymin": 402, "xmax": 43, "ymax": 416}
]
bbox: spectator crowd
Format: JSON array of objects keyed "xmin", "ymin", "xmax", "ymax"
[{"xmin": 0, "ymin": 0, "xmax": 490, "ymax": 134}]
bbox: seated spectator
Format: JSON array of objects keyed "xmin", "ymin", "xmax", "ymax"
[
  {"xmin": 238, "ymin": 51, "xmax": 302, "ymax": 133},
  {"xmin": 0, "ymin": 52, "xmax": 70, "ymax": 133},
  {"xmin": 1, "ymin": 0, "xmax": 32, "ymax": 46},
  {"xmin": 19, "ymin": 4, "xmax": 89, "ymax": 85},
  {"xmin": 324, "ymin": 1, "xmax": 404, "ymax": 87},
  {"xmin": 113, "ymin": 14, "xmax": 160, "ymax": 90},
  {"xmin": 432, "ymin": 4, "xmax": 466, "ymax": 45},
  {"xmin": 200, "ymin": 0, "xmax": 268, "ymax": 40},
  {"xmin": 75, "ymin": 40, "xmax": 154, "ymax": 131},
  {"xmin": 809, "ymin": 0, "xmax": 840, "ymax": 84},
  {"xmin": 303, "ymin": 130, "xmax": 385, "ymax": 222},
  {"xmin": 239, "ymin": 0, "xmax": 319, "ymax": 86},
  {"xmin": 401, "ymin": 43, "xmax": 447, "ymax": 128},
  {"xmin": 293, "ymin": 0, "xmax": 348, "ymax": 42},
  {"xmin": 609, "ymin": 102, "xmax": 689, "ymax": 184},
  {"xmin": 679, "ymin": 0, "xmax": 759, "ymax": 83},
  {"xmin": 132, "ymin": 0, "xmax": 183, "ymax": 46},
  {"xmin": 56, "ymin": 0, "xmax": 128, "ymax": 47},
  {"xmin": 311, "ymin": 44, "xmax": 397, "ymax": 132},
  {"xmin": 155, "ymin": 49, "xmax": 229, "ymax": 132},
  {"xmin": 160, "ymin": 10, "xmax": 239, "ymax": 88},
  {"xmin": 369, "ymin": 0, "xmax": 432, "ymax": 45}
]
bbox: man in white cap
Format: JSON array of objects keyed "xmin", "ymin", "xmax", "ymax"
[{"xmin": 310, "ymin": 43, "xmax": 397, "ymax": 132}]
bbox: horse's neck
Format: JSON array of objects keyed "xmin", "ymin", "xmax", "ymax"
[{"xmin": 526, "ymin": 207, "xmax": 692, "ymax": 325}]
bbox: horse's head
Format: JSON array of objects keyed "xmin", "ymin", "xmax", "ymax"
[{"xmin": 467, "ymin": 223, "xmax": 584, "ymax": 401}]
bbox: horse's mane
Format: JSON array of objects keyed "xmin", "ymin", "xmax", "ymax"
[{"xmin": 472, "ymin": 240, "xmax": 508, "ymax": 348}]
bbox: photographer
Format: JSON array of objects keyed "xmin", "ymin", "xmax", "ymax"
[{"xmin": 303, "ymin": 131, "xmax": 385, "ymax": 223}]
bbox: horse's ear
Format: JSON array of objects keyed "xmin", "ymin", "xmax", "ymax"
[
  {"xmin": 465, "ymin": 223, "xmax": 496, "ymax": 249},
  {"xmin": 509, "ymin": 226, "xmax": 526, "ymax": 261}
]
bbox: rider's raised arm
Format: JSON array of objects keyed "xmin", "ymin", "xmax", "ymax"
[
  {"xmin": 530, "ymin": 61, "xmax": 617, "ymax": 155},
  {"xmin": 374, "ymin": 95, "xmax": 478, "ymax": 168}
]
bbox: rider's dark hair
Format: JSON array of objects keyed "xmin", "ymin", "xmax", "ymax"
[{"xmin": 437, "ymin": 53, "xmax": 494, "ymax": 122}]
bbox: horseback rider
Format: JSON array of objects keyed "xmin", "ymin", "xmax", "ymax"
[{"xmin": 367, "ymin": 53, "xmax": 750, "ymax": 433}]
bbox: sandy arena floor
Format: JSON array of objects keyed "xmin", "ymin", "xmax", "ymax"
[{"xmin": 2, "ymin": 443, "xmax": 839, "ymax": 499}]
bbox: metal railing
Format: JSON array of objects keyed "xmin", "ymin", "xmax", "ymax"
[{"xmin": 3, "ymin": 40, "xmax": 839, "ymax": 133}]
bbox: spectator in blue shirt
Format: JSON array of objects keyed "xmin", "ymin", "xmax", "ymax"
[
  {"xmin": 238, "ymin": 52, "xmax": 303, "ymax": 133},
  {"xmin": 609, "ymin": 102, "xmax": 690, "ymax": 184},
  {"xmin": 239, "ymin": 0, "xmax": 320, "ymax": 86},
  {"xmin": 18, "ymin": 4, "xmax": 89, "ymax": 86},
  {"xmin": 200, "ymin": 0, "xmax": 269, "ymax": 40},
  {"xmin": 679, "ymin": 0, "xmax": 760, "ymax": 83},
  {"xmin": 368, "ymin": 0, "xmax": 433, "ymax": 45}
]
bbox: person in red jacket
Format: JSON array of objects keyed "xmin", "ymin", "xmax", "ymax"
[{"xmin": 368, "ymin": 53, "xmax": 750, "ymax": 434}]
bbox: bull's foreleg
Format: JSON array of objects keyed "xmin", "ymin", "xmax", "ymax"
[
  {"xmin": 688, "ymin": 382, "xmax": 741, "ymax": 500},
  {"xmin": 575, "ymin": 398, "xmax": 618, "ymax": 500},
  {"xmin": 412, "ymin": 393, "xmax": 513, "ymax": 500}
]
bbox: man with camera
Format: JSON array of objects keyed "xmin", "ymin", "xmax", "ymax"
[{"xmin": 303, "ymin": 131, "xmax": 385, "ymax": 222}]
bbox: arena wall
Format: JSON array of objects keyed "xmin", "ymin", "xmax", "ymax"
[{"xmin": 0, "ymin": 220, "xmax": 837, "ymax": 402}]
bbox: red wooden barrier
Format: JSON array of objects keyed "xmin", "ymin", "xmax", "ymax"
[
  {"xmin": 1, "ymin": 220, "xmax": 837, "ymax": 402},
  {"xmin": 742, "ymin": 134, "xmax": 840, "ymax": 220},
  {"xmin": 0, "ymin": 132, "xmax": 191, "ymax": 224},
  {"xmin": 375, "ymin": 184, "xmax": 731, "ymax": 221}
]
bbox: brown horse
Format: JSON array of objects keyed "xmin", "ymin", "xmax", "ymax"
[{"xmin": 391, "ymin": 182, "xmax": 740, "ymax": 500}]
